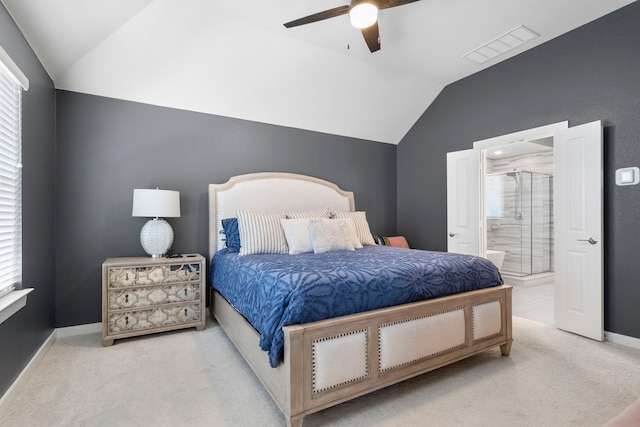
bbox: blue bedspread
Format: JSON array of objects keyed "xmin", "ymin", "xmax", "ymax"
[{"xmin": 211, "ymin": 245, "xmax": 502, "ymax": 367}]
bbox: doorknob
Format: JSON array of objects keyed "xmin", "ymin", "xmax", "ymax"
[
  {"xmin": 449, "ymin": 233, "xmax": 459, "ymax": 237},
  {"xmin": 577, "ymin": 237, "xmax": 598, "ymax": 245}
]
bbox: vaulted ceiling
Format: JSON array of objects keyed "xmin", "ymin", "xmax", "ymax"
[{"xmin": 1, "ymin": 0, "xmax": 635, "ymax": 144}]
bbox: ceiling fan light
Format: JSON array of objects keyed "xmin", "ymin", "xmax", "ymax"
[{"xmin": 349, "ymin": 3, "xmax": 378, "ymax": 29}]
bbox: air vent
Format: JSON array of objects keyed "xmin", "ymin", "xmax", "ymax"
[{"xmin": 463, "ymin": 25, "xmax": 539, "ymax": 64}]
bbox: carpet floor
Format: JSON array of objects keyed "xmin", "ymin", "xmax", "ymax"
[{"xmin": 1, "ymin": 316, "xmax": 639, "ymax": 427}]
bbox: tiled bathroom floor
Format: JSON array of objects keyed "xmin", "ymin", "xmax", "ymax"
[{"xmin": 511, "ymin": 281, "xmax": 554, "ymax": 325}]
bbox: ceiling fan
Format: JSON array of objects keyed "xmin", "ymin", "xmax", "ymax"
[{"xmin": 283, "ymin": 0, "xmax": 422, "ymax": 53}]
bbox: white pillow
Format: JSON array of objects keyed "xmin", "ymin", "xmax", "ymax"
[
  {"xmin": 337, "ymin": 217, "xmax": 363, "ymax": 249},
  {"xmin": 308, "ymin": 219, "xmax": 355, "ymax": 254},
  {"xmin": 333, "ymin": 211, "xmax": 376, "ymax": 246},
  {"xmin": 281, "ymin": 218, "xmax": 314, "ymax": 255},
  {"xmin": 237, "ymin": 211, "xmax": 288, "ymax": 256},
  {"xmin": 286, "ymin": 208, "xmax": 331, "ymax": 219}
]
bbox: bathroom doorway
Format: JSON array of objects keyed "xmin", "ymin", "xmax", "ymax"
[
  {"xmin": 473, "ymin": 122, "xmax": 567, "ymax": 326},
  {"xmin": 484, "ymin": 141, "xmax": 554, "ymax": 284},
  {"xmin": 447, "ymin": 120, "xmax": 604, "ymax": 337},
  {"xmin": 484, "ymin": 141, "xmax": 555, "ymax": 325}
]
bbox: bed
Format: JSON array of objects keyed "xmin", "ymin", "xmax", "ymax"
[{"xmin": 208, "ymin": 172, "xmax": 512, "ymax": 427}]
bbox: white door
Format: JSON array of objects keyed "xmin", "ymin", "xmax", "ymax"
[
  {"xmin": 446, "ymin": 149, "xmax": 479, "ymax": 255},
  {"xmin": 553, "ymin": 121, "xmax": 603, "ymax": 341}
]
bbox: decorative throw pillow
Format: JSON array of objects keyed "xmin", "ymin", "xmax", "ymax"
[
  {"xmin": 237, "ymin": 211, "xmax": 288, "ymax": 256},
  {"xmin": 333, "ymin": 211, "xmax": 376, "ymax": 246},
  {"xmin": 221, "ymin": 218, "xmax": 241, "ymax": 252},
  {"xmin": 286, "ymin": 208, "xmax": 331, "ymax": 219},
  {"xmin": 307, "ymin": 219, "xmax": 355, "ymax": 254},
  {"xmin": 337, "ymin": 217, "xmax": 363, "ymax": 249},
  {"xmin": 281, "ymin": 218, "xmax": 314, "ymax": 254}
]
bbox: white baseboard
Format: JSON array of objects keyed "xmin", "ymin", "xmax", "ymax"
[
  {"xmin": 605, "ymin": 330, "xmax": 640, "ymax": 350},
  {"xmin": 502, "ymin": 272, "xmax": 554, "ymax": 287},
  {"xmin": 0, "ymin": 329, "xmax": 56, "ymax": 410},
  {"xmin": 55, "ymin": 322, "xmax": 101, "ymax": 338}
]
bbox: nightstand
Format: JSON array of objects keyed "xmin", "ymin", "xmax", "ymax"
[{"xmin": 102, "ymin": 254, "xmax": 206, "ymax": 346}]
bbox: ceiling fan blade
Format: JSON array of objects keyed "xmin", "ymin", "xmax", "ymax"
[
  {"xmin": 284, "ymin": 5, "xmax": 351, "ymax": 28},
  {"xmin": 361, "ymin": 22, "xmax": 381, "ymax": 53},
  {"xmin": 379, "ymin": 0, "xmax": 422, "ymax": 10}
]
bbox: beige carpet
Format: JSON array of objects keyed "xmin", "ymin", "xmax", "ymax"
[{"xmin": 1, "ymin": 316, "xmax": 639, "ymax": 427}]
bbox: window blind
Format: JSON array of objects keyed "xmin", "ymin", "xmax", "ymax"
[{"xmin": 0, "ymin": 70, "xmax": 22, "ymax": 298}]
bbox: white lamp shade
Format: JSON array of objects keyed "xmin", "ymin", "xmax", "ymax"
[{"xmin": 132, "ymin": 189, "xmax": 181, "ymax": 218}]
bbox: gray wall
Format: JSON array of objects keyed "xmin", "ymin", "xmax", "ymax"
[
  {"xmin": 55, "ymin": 91, "xmax": 397, "ymax": 327},
  {"xmin": 3, "ymin": 0, "xmax": 638, "ymax": 400},
  {"xmin": 397, "ymin": 3, "xmax": 640, "ymax": 338},
  {"xmin": 0, "ymin": 5, "xmax": 56, "ymax": 396}
]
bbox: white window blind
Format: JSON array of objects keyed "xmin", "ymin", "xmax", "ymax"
[{"xmin": 0, "ymin": 69, "xmax": 22, "ymax": 298}]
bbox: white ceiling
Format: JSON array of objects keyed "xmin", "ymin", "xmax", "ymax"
[{"xmin": 1, "ymin": 0, "xmax": 635, "ymax": 144}]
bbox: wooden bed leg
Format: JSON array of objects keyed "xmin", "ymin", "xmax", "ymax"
[
  {"xmin": 500, "ymin": 340, "xmax": 512, "ymax": 356},
  {"xmin": 286, "ymin": 415, "xmax": 303, "ymax": 427}
]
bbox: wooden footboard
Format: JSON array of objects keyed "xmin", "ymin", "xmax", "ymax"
[{"xmin": 212, "ymin": 285, "xmax": 512, "ymax": 427}]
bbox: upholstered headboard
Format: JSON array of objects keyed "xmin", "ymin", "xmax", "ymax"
[{"xmin": 208, "ymin": 172, "xmax": 355, "ymax": 260}]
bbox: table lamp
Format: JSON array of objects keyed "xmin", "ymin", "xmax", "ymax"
[{"xmin": 132, "ymin": 188, "xmax": 181, "ymax": 257}]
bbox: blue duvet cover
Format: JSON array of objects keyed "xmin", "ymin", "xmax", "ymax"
[{"xmin": 211, "ymin": 245, "xmax": 502, "ymax": 367}]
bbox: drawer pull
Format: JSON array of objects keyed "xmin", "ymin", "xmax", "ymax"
[
  {"xmin": 184, "ymin": 308, "xmax": 188, "ymax": 317},
  {"xmin": 184, "ymin": 289, "xmax": 188, "ymax": 297},
  {"xmin": 125, "ymin": 294, "xmax": 129, "ymax": 303},
  {"xmin": 125, "ymin": 316, "xmax": 129, "ymax": 325}
]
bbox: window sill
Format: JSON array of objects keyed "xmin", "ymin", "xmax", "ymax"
[{"xmin": 0, "ymin": 289, "xmax": 34, "ymax": 325}]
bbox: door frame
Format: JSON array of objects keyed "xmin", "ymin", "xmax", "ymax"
[
  {"xmin": 472, "ymin": 121, "xmax": 568, "ymax": 258},
  {"xmin": 448, "ymin": 120, "xmax": 604, "ymax": 341}
]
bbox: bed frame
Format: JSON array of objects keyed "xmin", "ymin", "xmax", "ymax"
[{"xmin": 208, "ymin": 172, "xmax": 512, "ymax": 427}]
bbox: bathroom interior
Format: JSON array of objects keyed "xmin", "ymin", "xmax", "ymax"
[{"xmin": 484, "ymin": 138, "xmax": 554, "ymax": 324}]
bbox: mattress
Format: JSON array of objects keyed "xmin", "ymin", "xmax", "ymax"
[{"xmin": 211, "ymin": 245, "xmax": 502, "ymax": 367}]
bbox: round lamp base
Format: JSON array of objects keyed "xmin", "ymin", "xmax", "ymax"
[{"xmin": 140, "ymin": 218, "xmax": 174, "ymax": 257}]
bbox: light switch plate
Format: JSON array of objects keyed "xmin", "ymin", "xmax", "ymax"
[{"xmin": 615, "ymin": 167, "xmax": 639, "ymax": 186}]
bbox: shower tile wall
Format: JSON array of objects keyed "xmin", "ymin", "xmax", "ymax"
[{"xmin": 487, "ymin": 151, "xmax": 553, "ymax": 276}]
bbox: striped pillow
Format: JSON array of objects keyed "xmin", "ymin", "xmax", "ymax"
[
  {"xmin": 286, "ymin": 208, "xmax": 331, "ymax": 219},
  {"xmin": 237, "ymin": 211, "xmax": 288, "ymax": 256},
  {"xmin": 333, "ymin": 211, "xmax": 376, "ymax": 246}
]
